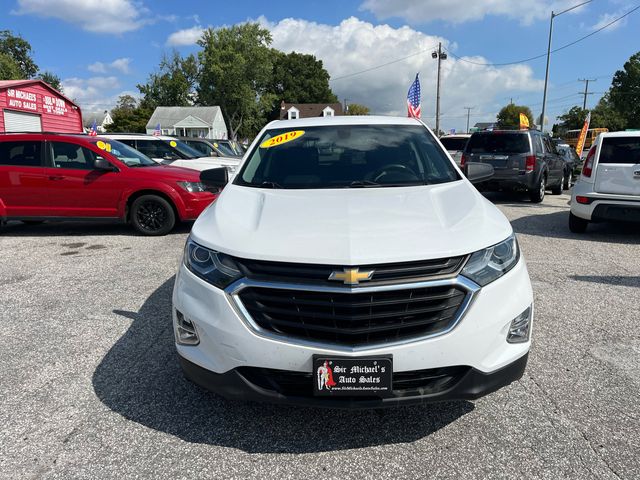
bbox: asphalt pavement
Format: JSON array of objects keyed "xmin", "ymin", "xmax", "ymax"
[{"xmin": 0, "ymin": 191, "xmax": 639, "ymax": 479}]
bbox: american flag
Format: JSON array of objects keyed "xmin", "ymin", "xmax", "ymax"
[
  {"xmin": 89, "ymin": 119, "xmax": 98, "ymax": 136},
  {"xmin": 153, "ymin": 123, "xmax": 161, "ymax": 136},
  {"xmin": 407, "ymin": 73, "xmax": 421, "ymax": 119}
]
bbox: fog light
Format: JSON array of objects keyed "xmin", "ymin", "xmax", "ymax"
[
  {"xmin": 175, "ymin": 310, "xmax": 199, "ymax": 345},
  {"xmin": 507, "ymin": 306, "xmax": 531, "ymax": 344}
]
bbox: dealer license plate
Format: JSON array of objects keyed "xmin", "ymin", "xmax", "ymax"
[{"xmin": 312, "ymin": 355, "xmax": 393, "ymax": 397}]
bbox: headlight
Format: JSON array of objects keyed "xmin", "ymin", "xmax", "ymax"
[
  {"xmin": 461, "ymin": 234, "xmax": 519, "ymax": 286},
  {"xmin": 177, "ymin": 181, "xmax": 207, "ymax": 193},
  {"xmin": 183, "ymin": 238, "xmax": 242, "ymax": 288}
]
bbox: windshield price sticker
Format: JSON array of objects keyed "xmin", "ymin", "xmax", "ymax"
[
  {"xmin": 169, "ymin": 140, "xmax": 177, "ymax": 147},
  {"xmin": 260, "ymin": 130, "xmax": 305, "ymax": 149},
  {"xmin": 95, "ymin": 141, "xmax": 112, "ymax": 152}
]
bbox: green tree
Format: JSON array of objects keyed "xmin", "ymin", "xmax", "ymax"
[
  {"xmin": 496, "ymin": 104, "xmax": 534, "ymax": 129},
  {"xmin": 0, "ymin": 30, "xmax": 39, "ymax": 78},
  {"xmin": 346, "ymin": 103, "xmax": 370, "ymax": 115},
  {"xmin": 138, "ymin": 52, "xmax": 198, "ymax": 109},
  {"xmin": 270, "ymin": 51, "xmax": 337, "ymax": 104},
  {"xmin": 591, "ymin": 92, "xmax": 626, "ymax": 132},
  {"xmin": 37, "ymin": 71, "xmax": 63, "ymax": 92},
  {"xmin": 197, "ymin": 23, "xmax": 276, "ymax": 139},
  {"xmin": 556, "ymin": 106, "xmax": 589, "ymax": 131},
  {"xmin": 0, "ymin": 52, "xmax": 21, "ymax": 80},
  {"xmin": 607, "ymin": 51, "xmax": 640, "ymax": 129},
  {"xmin": 106, "ymin": 95, "xmax": 152, "ymax": 133}
]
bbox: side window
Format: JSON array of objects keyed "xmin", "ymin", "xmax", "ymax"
[
  {"xmin": 118, "ymin": 139, "xmax": 136, "ymax": 148},
  {"xmin": 532, "ymin": 135, "xmax": 543, "ymax": 155},
  {"xmin": 0, "ymin": 141, "xmax": 42, "ymax": 167},
  {"xmin": 50, "ymin": 142, "xmax": 97, "ymax": 170}
]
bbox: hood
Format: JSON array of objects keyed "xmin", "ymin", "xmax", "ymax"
[
  {"xmin": 191, "ymin": 180, "xmax": 512, "ymax": 265},
  {"xmin": 128, "ymin": 164, "xmax": 201, "ymax": 181}
]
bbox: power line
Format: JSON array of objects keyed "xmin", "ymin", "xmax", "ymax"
[
  {"xmin": 330, "ymin": 44, "xmax": 439, "ymax": 81},
  {"xmin": 444, "ymin": 4, "xmax": 640, "ymax": 67}
]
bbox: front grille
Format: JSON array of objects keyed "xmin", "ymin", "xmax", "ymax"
[
  {"xmin": 238, "ymin": 284, "xmax": 467, "ymax": 346},
  {"xmin": 234, "ymin": 256, "xmax": 465, "ymax": 285},
  {"xmin": 238, "ymin": 366, "xmax": 469, "ymax": 398}
]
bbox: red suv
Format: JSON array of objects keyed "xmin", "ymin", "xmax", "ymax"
[{"xmin": 0, "ymin": 133, "xmax": 217, "ymax": 235}]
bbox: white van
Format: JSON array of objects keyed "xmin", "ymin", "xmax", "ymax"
[{"xmin": 172, "ymin": 116, "xmax": 534, "ymax": 408}]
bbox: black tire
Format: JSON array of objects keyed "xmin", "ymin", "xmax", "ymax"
[
  {"xmin": 529, "ymin": 175, "xmax": 546, "ymax": 203},
  {"xmin": 563, "ymin": 169, "xmax": 571, "ymax": 190},
  {"xmin": 130, "ymin": 195, "xmax": 176, "ymax": 236},
  {"xmin": 21, "ymin": 220, "xmax": 44, "ymax": 225},
  {"xmin": 569, "ymin": 212, "xmax": 588, "ymax": 233}
]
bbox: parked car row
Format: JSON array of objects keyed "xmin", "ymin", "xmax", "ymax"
[{"xmin": 0, "ymin": 133, "xmax": 218, "ymax": 235}]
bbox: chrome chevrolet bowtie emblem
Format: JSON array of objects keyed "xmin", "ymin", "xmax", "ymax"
[{"xmin": 329, "ymin": 267, "xmax": 374, "ymax": 285}]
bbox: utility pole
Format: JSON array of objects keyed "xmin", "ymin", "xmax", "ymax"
[
  {"xmin": 432, "ymin": 43, "xmax": 447, "ymax": 136},
  {"xmin": 540, "ymin": 0, "xmax": 593, "ymax": 132},
  {"xmin": 464, "ymin": 106, "xmax": 474, "ymax": 133},
  {"xmin": 578, "ymin": 78, "xmax": 596, "ymax": 110},
  {"xmin": 343, "ymin": 98, "xmax": 349, "ymax": 113}
]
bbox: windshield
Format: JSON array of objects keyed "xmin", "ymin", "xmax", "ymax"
[
  {"xmin": 236, "ymin": 125, "xmax": 460, "ymax": 189},
  {"xmin": 92, "ymin": 139, "xmax": 157, "ymax": 167},
  {"xmin": 440, "ymin": 137, "xmax": 469, "ymax": 151},
  {"xmin": 215, "ymin": 140, "xmax": 240, "ymax": 157},
  {"xmin": 162, "ymin": 139, "xmax": 204, "ymax": 159},
  {"xmin": 599, "ymin": 137, "xmax": 640, "ymax": 164},
  {"xmin": 466, "ymin": 133, "xmax": 530, "ymax": 154}
]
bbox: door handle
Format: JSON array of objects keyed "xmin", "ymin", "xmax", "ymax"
[{"xmin": 48, "ymin": 175, "xmax": 65, "ymax": 180}]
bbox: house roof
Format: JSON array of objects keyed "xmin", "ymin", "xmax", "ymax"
[
  {"xmin": 146, "ymin": 106, "xmax": 222, "ymax": 129},
  {"xmin": 173, "ymin": 114, "xmax": 210, "ymax": 128},
  {"xmin": 0, "ymin": 79, "xmax": 80, "ymax": 110},
  {"xmin": 279, "ymin": 102, "xmax": 343, "ymax": 119}
]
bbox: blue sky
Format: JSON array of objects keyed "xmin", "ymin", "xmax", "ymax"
[{"xmin": 5, "ymin": 0, "xmax": 639, "ymax": 132}]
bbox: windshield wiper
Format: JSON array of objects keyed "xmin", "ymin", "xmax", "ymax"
[
  {"xmin": 259, "ymin": 181, "xmax": 283, "ymax": 189},
  {"xmin": 348, "ymin": 180, "xmax": 381, "ymax": 188}
]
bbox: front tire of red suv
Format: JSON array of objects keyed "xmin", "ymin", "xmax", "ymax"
[
  {"xmin": 529, "ymin": 175, "xmax": 546, "ymax": 203},
  {"xmin": 569, "ymin": 212, "xmax": 588, "ymax": 233},
  {"xmin": 131, "ymin": 195, "xmax": 176, "ymax": 236}
]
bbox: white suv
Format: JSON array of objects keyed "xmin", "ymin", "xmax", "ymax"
[
  {"xmin": 569, "ymin": 131, "xmax": 640, "ymax": 233},
  {"xmin": 172, "ymin": 116, "xmax": 533, "ymax": 408},
  {"xmin": 102, "ymin": 134, "xmax": 239, "ymax": 173}
]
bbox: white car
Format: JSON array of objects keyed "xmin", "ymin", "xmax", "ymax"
[
  {"xmin": 569, "ymin": 131, "xmax": 640, "ymax": 233},
  {"xmin": 101, "ymin": 134, "xmax": 239, "ymax": 173},
  {"xmin": 439, "ymin": 134, "xmax": 471, "ymax": 166},
  {"xmin": 172, "ymin": 116, "xmax": 533, "ymax": 408}
]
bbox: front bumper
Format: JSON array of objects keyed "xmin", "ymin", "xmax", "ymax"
[
  {"xmin": 179, "ymin": 351, "xmax": 529, "ymax": 409},
  {"xmin": 173, "ymin": 252, "xmax": 533, "ymax": 405}
]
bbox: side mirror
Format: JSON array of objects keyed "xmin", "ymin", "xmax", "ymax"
[
  {"xmin": 94, "ymin": 157, "xmax": 115, "ymax": 171},
  {"xmin": 200, "ymin": 167, "xmax": 228, "ymax": 189},
  {"xmin": 464, "ymin": 162, "xmax": 494, "ymax": 184}
]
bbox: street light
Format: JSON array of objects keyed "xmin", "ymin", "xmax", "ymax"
[
  {"xmin": 540, "ymin": 0, "xmax": 593, "ymax": 132},
  {"xmin": 432, "ymin": 42, "xmax": 447, "ymax": 136}
]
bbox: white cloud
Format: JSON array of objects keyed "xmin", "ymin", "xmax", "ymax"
[
  {"xmin": 591, "ymin": 10, "xmax": 627, "ymax": 31},
  {"xmin": 360, "ymin": 0, "xmax": 586, "ymax": 25},
  {"xmin": 88, "ymin": 58, "xmax": 132, "ymax": 74},
  {"xmin": 62, "ymin": 76, "xmax": 122, "ymax": 114},
  {"xmin": 263, "ymin": 17, "xmax": 544, "ymax": 131},
  {"xmin": 166, "ymin": 26, "xmax": 205, "ymax": 46},
  {"xmin": 14, "ymin": 0, "xmax": 147, "ymax": 34}
]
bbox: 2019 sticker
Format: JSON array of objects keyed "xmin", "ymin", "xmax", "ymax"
[
  {"xmin": 260, "ymin": 130, "xmax": 305, "ymax": 149},
  {"xmin": 96, "ymin": 141, "xmax": 111, "ymax": 152}
]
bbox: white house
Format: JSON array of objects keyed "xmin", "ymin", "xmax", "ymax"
[{"xmin": 146, "ymin": 106, "xmax": 228, "ymax": 139}]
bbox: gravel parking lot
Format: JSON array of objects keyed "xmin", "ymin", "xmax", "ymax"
[{"xmin": 1, "ymin": 191, "xmax": 639, "ymax": 480}]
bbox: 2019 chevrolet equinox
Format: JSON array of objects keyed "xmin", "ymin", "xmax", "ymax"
[{"xmin": 172, "ymin": 116, "xmax": 534, "ymax": 408}]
